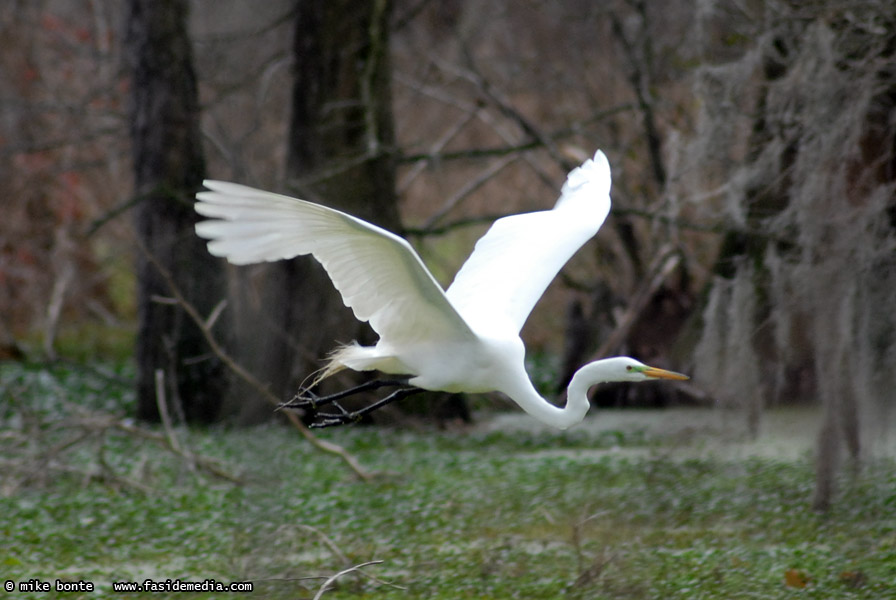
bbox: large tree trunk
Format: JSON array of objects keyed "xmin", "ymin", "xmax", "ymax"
[
  {"xmin": 126, "ymin": 0, "xmax": 227, "ymax": 423},
  {"xmin": 229, "ymin": 0, "xmax": 402, "ymax": 424}
]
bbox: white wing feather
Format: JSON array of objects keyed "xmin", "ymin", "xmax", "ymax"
[
  {"xmin": 445, "ymin": 150, "xmax": 611, "ymax": 335},
  {"xmin": 194, "ymin": 181, "xmax": 476, "ymax": 346}
]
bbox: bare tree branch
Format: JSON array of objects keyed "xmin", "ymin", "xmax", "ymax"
[
  {"xmin": 610, "ymin": 3, "xmax": 666, "ymax": 186},
  {"xmin": 421, "ymin": 154, "xmax": 520, "ymax": 229},
  {"xmin": 593, "ymin": 246, "xmax": 680, "ymax": 359},
  {"xmin": 456, "ymin": 43, "xmax": 576, "ymax": 173},
  {"xmin": 397, "ymin": 108, "xmax": 483, "ymax": 194}
]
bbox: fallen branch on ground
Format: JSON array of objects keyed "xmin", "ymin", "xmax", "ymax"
[
  {"xmin": 311, "ymin": 560, "xmax": 406, "ymax": 599},
  {"xmin": 0, "ymin": 398, "xmax": 242, "ymax": 496}
]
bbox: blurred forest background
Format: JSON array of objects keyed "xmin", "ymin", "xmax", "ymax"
[{"xmin": 2, "ymin": 0, "xmax": 895, "ymax": 509}]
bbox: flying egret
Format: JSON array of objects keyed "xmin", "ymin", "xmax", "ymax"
[{"xmin": 194, "ymin": 150, "xmax": 687, "ymax": 428}]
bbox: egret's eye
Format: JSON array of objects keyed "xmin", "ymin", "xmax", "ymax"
[{"xmin": 626, "ymin": 365, "xmax": 634, "ymax": 372}]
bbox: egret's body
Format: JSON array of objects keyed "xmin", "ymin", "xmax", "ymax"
[{"xmin": 195, "ymin": 150, "xmax": 687, "ymax": 429}]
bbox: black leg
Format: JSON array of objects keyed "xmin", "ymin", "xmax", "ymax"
[
  {"xmin": 278, "ymin": 377, "xmax": 411, "ymax": 411},
  {"xmin": 310, "ymin": 387, "xmax": 424, "ymax": 428}
]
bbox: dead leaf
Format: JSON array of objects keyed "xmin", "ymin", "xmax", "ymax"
[
  {"xmin": 839, "ymin": 570, "xmax": 867, "ymax": 588},
  {"xmin": 784, "ymin": 568, "xmax": 810, "ymax": 588}
]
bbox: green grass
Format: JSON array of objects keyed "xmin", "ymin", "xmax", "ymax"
[{"xmin": 2, "ymin": 362, "xmax": 895, "ymax": 598}]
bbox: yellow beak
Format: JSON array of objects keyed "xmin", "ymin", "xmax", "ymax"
[{"xmin": 641, "ymin": 366, "xmax": 689, "ymax": 381}]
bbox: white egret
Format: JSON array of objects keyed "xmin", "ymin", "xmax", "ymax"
[{"xmin": 194, "ymin": 150, "xmax": 687, "ymax": 428}]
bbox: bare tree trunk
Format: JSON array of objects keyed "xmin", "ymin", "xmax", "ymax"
[
  {"xmin": 126, "ymin": 0, "xmax": 227, "ymax": 423},
  {"xmin": 285, "ymin": 0, "xmax": 402, "ymax": 365},
  {"xmin": 229, "ymin": 0, "xmax": 403, "ymax": 424}
]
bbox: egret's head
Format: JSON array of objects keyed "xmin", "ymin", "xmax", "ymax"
[{"xmin": 594, "ymin": 356, "xmax": 690, "ymax": 383}]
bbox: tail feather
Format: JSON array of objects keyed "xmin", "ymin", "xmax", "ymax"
[
  {"xmin": 310, "ymin": 342, "xmax": 411, "ymax": 388},
  {"xmin": 308, "ymin": 343, "xmax": 355, "ymax": 388}
]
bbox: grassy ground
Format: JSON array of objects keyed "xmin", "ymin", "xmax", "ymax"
[{"xmin": 2, "ymin": 362, "xmax": 895, "ymax": 598}]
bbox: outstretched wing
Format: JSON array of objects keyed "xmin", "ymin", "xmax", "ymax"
[
  {"xmin": 195, "ymin": 181, "xmax": 476, "ymax": 346},
  {"xmin": 445, "ymin": 150, "xmax": 611, "ymax": 335}
]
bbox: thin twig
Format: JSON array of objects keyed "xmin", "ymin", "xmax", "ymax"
[
  {"xmin": 154, "ymin": 368, "xmax": 184, "ymax": 456},
  {"xmin": 455, "ymin": 44, "xmax": 575, "ymax": 173},
  {"xmin": 312, "ymin": 560, "xmax": 405, "ymax": 600},
  {"xmin": 610, "ymin": 4, "xmax": 666, "ymax": 186},
  {"xmin": 397, "ymin": 108, "xmax": 482, "ymax": 194},
  {"xmin": 1, "ymin": 409, "xmax": 244, "ymax": 495},
  {"xmin": 297, "ymin": 524, "xmax": 351, "ymax": 564},
  {"xmin": 204, "ymin": 299, "xmax": 227, "ymax": 330},
  {"xmin": 594, "ymin": 247, "xmax": 681, "ymax": 358},
  {"xmin": 422, "ymin": 154, "xmax": 519, "ymax": 229},
  {"xmin": 111, "ymin": 419, "xmax": 242, "ymax": 484}
]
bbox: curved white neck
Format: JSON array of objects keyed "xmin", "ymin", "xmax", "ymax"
[
  {"xmin": 501, "ymin": 358, "xmax": 639, "ymax": 429},
  {"xmin": 501, "ymin": 366, "xmax": 602, "ymax": 430}
]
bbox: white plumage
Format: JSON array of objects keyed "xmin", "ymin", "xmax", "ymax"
[{"xmin": 195, "ymin": 150, "xmax": 687, "ymax": 428}]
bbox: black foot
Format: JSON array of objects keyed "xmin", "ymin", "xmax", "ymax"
[
  {"xmin": 279, "ymin": 389, "xmax": 322, "ymax": 412},
  {"xmin": 277, "ymin": 378, "xmax": 422, "ymax": 428},
  {"xmin": 308, "ymin": 387, "xmax": 424, "ymax": 428},
  {"xmin": 309, "ymin": 402, "xmax": 364, "ymax": 428},
  {"xmin": 278, "ymin": 377, "xmax": 410, "ymax": 412}
]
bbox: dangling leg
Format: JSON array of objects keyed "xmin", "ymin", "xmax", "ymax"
[
  {"xmin": 310, "ymin": 386, "xmax": 424, "ymax": 428},
  {"xmin": 278, "ymin": 377, "xmax": 412, "ymax": 412}
]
